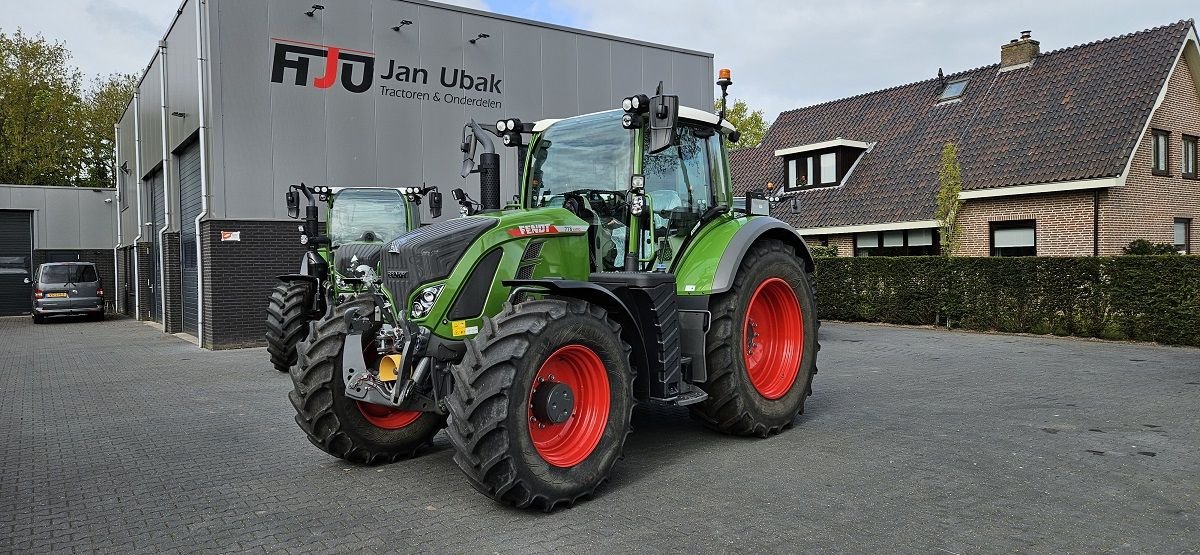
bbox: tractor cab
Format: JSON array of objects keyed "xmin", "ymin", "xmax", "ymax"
[
  {"xmin": 522, "ymin": 106, "xmax": 740, "ymax": 273},
  {"xmin": 326, "ymin": 187, "xmax": 416, "ymax": 246}
]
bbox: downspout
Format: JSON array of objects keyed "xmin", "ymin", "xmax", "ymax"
[
  {"xmin": 113, "ymin": 123, "xmax": 122, "ymax": 314},
  {"xmin": 193, "ymin": 0, "xmax": 210, "ymax": 343},
  {"xmin": 1093, "ymin": 189, "xmax": 1100, "ymax": 256},
  {"xmin": 158, "ymin": 41, "xmax": 171, "ymax": 328},
  {"xmin": 132, "ymin": 91, "xmax": 144, "ymax": 318}
]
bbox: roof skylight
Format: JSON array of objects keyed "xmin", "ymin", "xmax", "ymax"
[{"xmin": 939, "ymin": 79, "xmax": 969, "ymax": 101}]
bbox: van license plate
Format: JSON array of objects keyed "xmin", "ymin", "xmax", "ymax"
[{"xmin": 46, "ymin": 292, "xmax": 68, "ymax": 298}]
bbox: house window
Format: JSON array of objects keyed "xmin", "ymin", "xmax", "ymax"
[
  {"xmin": 854, "ymin": 229, "xmax": 939, "ymax": 256},
  {"xmin": 1152, "ymin": 130, "xmax": 1170, "ymax": 176},
  {"xmin": 1176, "ymin": 218, "xmax": 1192, "ymax": 254},
  {"xmin": 939, "ymin": 79, "xmax": 969, "ymax": 101},
  {"xmin": 785, "ymin": 151, "xmax": 850, "ymax": 190},
  {"xmin": 1183, "ymin": 135, "xmax": 1197, "ymax": 179},
  {"xmin": 990, "ymin": 220, "xmax": 1036, "ymax": 256}
]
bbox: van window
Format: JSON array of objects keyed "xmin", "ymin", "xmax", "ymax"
[{"xmin": 40, "ymin": 264, "xmax": 98, "ymax": 283}]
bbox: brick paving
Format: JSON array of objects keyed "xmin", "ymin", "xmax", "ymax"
[{"xmin": 1, "ymin": 315, "xmax": 1197, "ymax": 553}]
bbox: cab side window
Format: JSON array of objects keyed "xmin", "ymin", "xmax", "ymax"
[{"xmin": 642, "ymin": 125, "xmax": 713, "ymax": 241}]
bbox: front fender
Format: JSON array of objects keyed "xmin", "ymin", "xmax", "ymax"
[{"xmin": 673, "ymin": 215, "xmax": 813, "ymax": 295}]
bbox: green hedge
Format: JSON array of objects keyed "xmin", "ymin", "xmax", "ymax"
[{"xmin": 814, "ymin": 256, "xmax": 1200, "ymax": 346}]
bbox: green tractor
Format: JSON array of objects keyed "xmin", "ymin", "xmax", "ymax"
[
  {"xmin": 265, "ymin": 183, "xmax": 442, "ymax": 373},
  {"xmin": 288, "ymin": 71, "xmax": 819, "ymax": 510}
]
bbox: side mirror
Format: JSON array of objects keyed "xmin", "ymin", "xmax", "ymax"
[
  {"xmin": 23, "ymin": 277, "xmax": 31, "ymax": 284},
  {"xmin": 429, "ymin": 191, "xmax": 443, "ymax": 219},
  {"xmin": 648, "ymin": 94, "xmax": 679, "ymax": 154},
  {"xmin": 285, "ymin": 190, "xmax": 300, "ymax": 219}
]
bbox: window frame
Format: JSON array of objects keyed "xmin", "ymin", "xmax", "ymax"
[
  {"xmin": 1182, "ymin": 134, "xmax": 1197, "ymax": 180},
  {"xmin": 938, "ymin": 79, "xmax": 969, "ymax": 102},
  {"xmin": 989, "ymin": 219, "xmax": 1037, "ymax": 257},
  {"xmin": 1176, "ymin": 218, "xmax": 1192, "ymax": 254},
  {"xmin": 853, "ymin": 229, "xmax": 940, "ymax": 257},
  {"xmin": 784, "ymin": 147, "xmax": 856, "ymax": 191},
  {"xmin": 1152, "ymin": 129, "xmax": 1171, "ymax": 177}
]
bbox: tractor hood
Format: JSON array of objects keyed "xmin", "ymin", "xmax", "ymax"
[{"xmin": 380, "ymin": 216, "xmax": 498, "ymax": 316}]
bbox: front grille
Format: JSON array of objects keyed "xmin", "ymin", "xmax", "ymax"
[{"xmin": 380, "ymin": 216, "xmax": 497, "ymax": 310}]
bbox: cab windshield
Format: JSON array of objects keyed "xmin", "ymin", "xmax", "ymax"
[
  {"xmin": 328, "ymin": 188, "xmax": 409, "ymax": 245},
  {"xmin": 527, "ymin": 110, "xmax": 633, "ymax": 210}
]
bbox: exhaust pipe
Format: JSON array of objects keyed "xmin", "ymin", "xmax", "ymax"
[
  {"xmin": 478, "ymin": 152, "xmax": 500, "ymax": 211},
  {"xmin": 462, "ymin": 120, "xmax": 501, "ymax": 212}
]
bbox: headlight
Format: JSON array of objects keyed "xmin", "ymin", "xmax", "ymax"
[
  {"xmin": 410, "ymin": 283, "xmax": 444, "ymax": 319},
  {"xmin": 505, "ymin": 118, "xmax": 519, "ymax": 131},
  {"xmin": 495, "ymin": 119, "xmax": 508, "ymax": 132},
  {"xmin": 621, "ymin": 97, "xmax": 633, "ymax": 111}
]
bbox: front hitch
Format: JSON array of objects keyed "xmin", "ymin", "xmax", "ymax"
[{"xmin": 340, "ymin": 306, "xmax": 436, "ymax": 412}]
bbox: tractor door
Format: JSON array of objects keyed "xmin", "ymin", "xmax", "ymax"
[{"xmin": 640, "ymin": 125, "xmax": 717, "ymax": 270}]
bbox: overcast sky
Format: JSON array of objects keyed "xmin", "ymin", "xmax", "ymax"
[{"xmin": 2, "ymin": 0, "xmax": 1195, "ymax": 117}]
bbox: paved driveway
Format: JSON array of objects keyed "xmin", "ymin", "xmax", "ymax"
[{"xmin": 1, "ymin": 316, "xmax": 1197, "ymax": 553}]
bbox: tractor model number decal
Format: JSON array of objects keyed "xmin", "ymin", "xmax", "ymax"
[{"xmin": 507, "ymin": 224, "xmax": 589, "ymax": 237}]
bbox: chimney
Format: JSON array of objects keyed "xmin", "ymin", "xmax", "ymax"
[{"xmin": 1000, "ymin": 30, "xmax": 1040, "ymax": 68}]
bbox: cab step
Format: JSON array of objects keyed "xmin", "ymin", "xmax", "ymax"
[{"xmin": 672, "ymin": 387, "xmax": 709, "ymax": 406}]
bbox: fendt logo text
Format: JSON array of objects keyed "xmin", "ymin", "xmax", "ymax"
[{"xmin": 269, "ymin": 37, "xmax": 503, "ymax": 108}]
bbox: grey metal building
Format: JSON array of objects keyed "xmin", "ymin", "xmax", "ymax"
[
  {"xmin": 114, "ymin": 0, "xmax": 714, "ymax": 348},
  {"xmin": 0, "ymin": 185, "xmax": 117, "ymax": 316}
]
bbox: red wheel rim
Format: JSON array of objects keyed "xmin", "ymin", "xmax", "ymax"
[
  {"xmin": 356, "ymin": 401, "xmax": 422, "ymax": 429},
  {"xmin": 354, "ymin": 340, "xmax": 421, "ymax": 430},
  {"xmin": 742, "ymin": 277, "xmax": 804, "ymax": 400},
  {"xmin": 528, "ymin": 345, "xmax": 610, "ymax": 468}
]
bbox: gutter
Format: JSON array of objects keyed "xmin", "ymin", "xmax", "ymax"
[
  {"xmin": 193, "ymin": 0, "xmax": 210, "ymax": 343},
  {"xmin": 132, "ymin": 91, "xmax": 144, "ymax": 318},
  {"xmin": 158, "ymin": 41, "xmax": 171, "ymax": 329}
]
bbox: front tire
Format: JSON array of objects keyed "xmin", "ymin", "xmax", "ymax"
[
  {"xmin": 446, "ymin": 299, "xmax": 634, "ymax": 511},
  {"xmin": 689, "ymin": 239, "xmax": 819, "ymax": 437},
  {"xmin": 266, "ymin": 281, "xmax": 314, "ymax": 373},
  {"xmin": 288, "ymin": 296, "xmax": 443, "ymax": 464}
]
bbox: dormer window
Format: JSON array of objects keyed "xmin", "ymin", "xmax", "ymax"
[
  {"xmin": 775, "ymin": 139, "xmax": 869, "ymax": 191},
  {"xmin": 939, "ymin": 79, "xmax": 969, "ymax": 101}
]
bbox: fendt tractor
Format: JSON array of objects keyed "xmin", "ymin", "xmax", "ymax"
[
  {"xmin": 264, "ymin": 183, "xmax": 443, "ymax": 373},
  {"xmin": 288, "ymin": 70, "xmax": 820, "ymax": 510}
]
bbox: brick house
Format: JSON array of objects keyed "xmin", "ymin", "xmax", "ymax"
[{"xmin": 731, "ymin": 21, "xmax": 1200, "ymax": 256}]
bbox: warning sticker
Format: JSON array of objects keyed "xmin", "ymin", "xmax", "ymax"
[{"xmin": 451, "ymin": 320, "xmax": 467, "ymax": 336}]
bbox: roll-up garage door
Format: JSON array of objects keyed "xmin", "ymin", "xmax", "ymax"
[
  {"xmin": 178, "ymin": 141, "xmax": 202, "ymax": 336},
  {"xmin": 149, "ymin": 172, "xmax": 165, "ymax": 323},
  {"xmin": 0, "ymin": 210, "xmax": 34, "ymax": 316}
]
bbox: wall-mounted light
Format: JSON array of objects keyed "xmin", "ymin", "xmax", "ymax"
[
  {"xmin": 170, "ymin": 111, "xmax": 186, "ymax": 118},
  {"xmin": 469, "ymin": 33, "xmax": 490, "ymax": 44},
  {"xmin": 104, "ymin": 198, "xmax": 113, "ymax": 204},
  {"xmin": 304, "ymin": 4, "xmax": 324, "ymax": 17},
  {"xmin": 392, "ymin": 20, "xmax": 413, "ymax": 31}
]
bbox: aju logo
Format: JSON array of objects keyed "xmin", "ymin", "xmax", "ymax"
[{"xmin": 270, "ymin": 38, "xmax": 374, "ymax": 93}]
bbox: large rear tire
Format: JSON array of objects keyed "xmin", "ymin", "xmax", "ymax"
[
  {"xmin": 288, "ymin": 296, "xmax": 444, "ymax": 464},
  {"xmin": 446, "ymin": 299, "xmax": 634, "ymax": 511},
  {"xmin": 689, "ymin": 239, "xmax": 819, "ymax": 437},
  {"xmin": 266, "ymin": 281, "xmax": 313, "ymax": 373}
]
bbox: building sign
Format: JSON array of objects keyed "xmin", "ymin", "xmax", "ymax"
[
  {"xmin": 269, "ymin": 37, "xmax": 502, "ymax": 108},
  {"xmin": 220, "ymin": 231, "xmax": 241, "ymax": 242}
]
